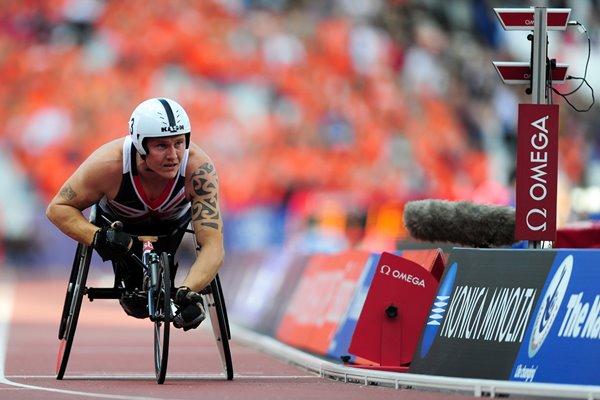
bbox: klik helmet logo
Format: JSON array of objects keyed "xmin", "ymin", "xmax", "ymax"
[
  {"xmin": 420, "ymin": 262, "xmax": 458, "ymax": 359},
  {"xmin": 528, "ymin": 255, "xmax": 572, "ymax": 358}
]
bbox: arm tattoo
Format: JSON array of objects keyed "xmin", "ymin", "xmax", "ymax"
[
  {"xmin": 191, "ymin": 162, "xmax": 221, "ymax": 230},
  {"xmin": 59, "ymin": 184, "xmax": 77, "ymax": 201}
]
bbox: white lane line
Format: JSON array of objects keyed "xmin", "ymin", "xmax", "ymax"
[
  {"xmin": 0, "ymin": 271, "xmax": 166, "ymax": 400},
  {"xmin": 0, "ymin": 269, "xmax": 16, "ymax": 380},
  {"xmin": 5, "ymin": 374, "xmax": 319, "ymax": 380}
]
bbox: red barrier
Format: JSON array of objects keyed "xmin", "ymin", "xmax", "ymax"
[
  {"xmin": 348, "ymin": 251, "xmax": 443, "ymax": 370},
  {"xmin": 401, "ymin": 249, "xmax": 446, "ymax": 281},
  {"xmin": 555, "ymin": 222, "xmax": 600, "ymax": 248},
  {"xmin": 276, "ymin": 250, "xmax": 370, "ymax": 355}
]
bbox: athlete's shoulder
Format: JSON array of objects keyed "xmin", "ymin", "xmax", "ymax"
[
  {"xmin": 184, "ymin": 142, "xmax": 219, "ymax": 201},
  {"xmin": 65, "ymin": 137, "xmax": 126, "ymax": 201},
  {"xmin": 90, "ymin": 137, "xmax": 126, "ymax": 158},
  {"xmin": 80, "ymin": 137, "xmax": 125, "ymax": 176},
  {"xmin": 186, "ymin": 141, "xmax": 217, "ymax": 173}
]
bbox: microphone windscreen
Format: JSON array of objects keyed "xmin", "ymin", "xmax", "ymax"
[{"xmin": 403, "ymin": 200, "xmax": 517, "ymax": 248}]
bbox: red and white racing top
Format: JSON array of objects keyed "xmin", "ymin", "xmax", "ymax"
[{"xmin": 98, "ymin": 136, "xmax": 190, "ymax": 233}]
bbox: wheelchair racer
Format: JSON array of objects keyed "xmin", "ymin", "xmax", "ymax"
[{"xmin": 46, "ymin": 97, "xmax": 224, "ymax": 331}]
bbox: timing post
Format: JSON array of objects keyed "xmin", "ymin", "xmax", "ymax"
[
  {"xmin": 493, "ymin": 7, "xmax": 571, "ymax": 247},
  {"xmin": 531, "ymin": 7, "xmax": 549, "ymax": 104}
]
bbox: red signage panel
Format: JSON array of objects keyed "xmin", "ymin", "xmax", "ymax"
[
  {"xmin": 494, "ymin": 8, "xmax": 571, "ymax": 31},
  {"xmin": 493, "ymin": 62, "xmax": 569, "ymax": 85},
  {"xmin": 349, "ymin": 252, "xmax": 439, "ymax": 366},
  {"xmin": 275, "ymin": 250, "xmax": 370, "ymax": 355},
  {"xmin": 515, "ymin": 104, "xmax": 559, "ymax": 241}
]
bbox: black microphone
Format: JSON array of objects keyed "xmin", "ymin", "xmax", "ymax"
[{"xmin": 403, "ymin": 200, "xmax": 518, "ymax": 248}]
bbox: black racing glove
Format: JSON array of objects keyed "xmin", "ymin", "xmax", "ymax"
[
  {"xmin": 92, "ymin": 221, "xmax": 133, "ymax": 261},
  {"xmin": 173, "ymin": 286, "xmax": 206, "ymax": 331}
]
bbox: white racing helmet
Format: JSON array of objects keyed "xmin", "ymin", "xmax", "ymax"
[{"xmin": 129, "ymin": 97, "xmax": 191, "ymax": 156}]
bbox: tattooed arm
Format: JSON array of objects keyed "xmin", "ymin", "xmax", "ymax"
[
  {"xmin": 46, "ymin": 139, "xmax": 124, "ymax": 245},
  {"xmin": 181, "ymin": 155, "xmax": 225, "ymax": 293}
]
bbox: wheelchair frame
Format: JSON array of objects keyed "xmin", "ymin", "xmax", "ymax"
[{"xmin": 55, "ymin": 204, "xmax": 233, "ymax": 383}]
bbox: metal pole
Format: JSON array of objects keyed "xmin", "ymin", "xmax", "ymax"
[
  {"xmin": 531, "ymin": 7, "xmax": 548, "ymax": 105},
  {"xmin": 529, "ymin": 7, "xmax": 549, "ymax": 249}
]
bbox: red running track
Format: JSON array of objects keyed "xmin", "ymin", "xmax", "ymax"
[{"xmin": 0, "ymin": 269, "xmax": 482, "ymax": 400}]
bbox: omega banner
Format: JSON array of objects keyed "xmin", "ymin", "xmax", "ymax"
[
  {"xmin": 410, "ymin": 248, "xmax": 600, "ymax": 386},
  {"xmin": 515, "ymin": 103, "xmax": 559, "ymax": 241}
]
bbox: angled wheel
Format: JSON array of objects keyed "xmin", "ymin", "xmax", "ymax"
[
  {"xmin": 153, "ymin": 252, "xmax": 171, "ymax": 384},
  {"xmin": 206, "ymin": 274, "xmax": 233, "ymax": 380},
  {"xmin": 56, "ymin": 241, "xmax": 93, "ymax": 379}
]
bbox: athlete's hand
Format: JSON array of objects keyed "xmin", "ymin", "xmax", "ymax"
[
  {"xmin": 93, "ymin": 221, "xmax": 133, "ymax": 261},
  {"xmin": 173, "ymin": 286, "xmax": 205, "ymax": 331}
]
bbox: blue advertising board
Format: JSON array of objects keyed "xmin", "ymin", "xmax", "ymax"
[
  {"xmin": 224, "ymin": 250, "xmax": 310, "ymax": 336},
  {"xmin": 511, "ymin": 250, "xmax": 600, "ymax": 385},
  {"xmin": 327, "ymin": 253, "xmax": 381, "ymax": 362}
]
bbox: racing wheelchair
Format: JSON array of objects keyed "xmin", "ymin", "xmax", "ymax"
[{"xmin": 56, "ymin": 205, "xmax": 233, "ymax": 384}]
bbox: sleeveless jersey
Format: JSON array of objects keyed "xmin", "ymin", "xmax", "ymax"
[{"xmin": 98, "ymin": 136, "xmax": 191, "ymax": 235}]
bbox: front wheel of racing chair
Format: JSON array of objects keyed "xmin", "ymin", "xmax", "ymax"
[
  {"xmin": 56, "ymin": 205, "xmax": 97, "ymax": 380},
  {"xmin": 152, "ymin": 251, "xmax": 172, "ymax": 384}
]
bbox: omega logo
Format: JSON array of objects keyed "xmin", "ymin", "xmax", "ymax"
[{"xmin": 379, "ymin": 264, "xmax": 426, "ymax": 287}]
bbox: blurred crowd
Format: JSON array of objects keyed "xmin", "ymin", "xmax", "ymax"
[{"xmin": 0, "ymin": 0, "xmax": 599, "ymax": 263}]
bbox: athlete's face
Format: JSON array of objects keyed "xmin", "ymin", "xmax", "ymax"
[{"xmin": 144, "ymin": 135, "xmax": 186, "ymax": 178}]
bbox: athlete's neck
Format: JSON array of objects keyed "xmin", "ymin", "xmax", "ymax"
[{"xmin": 135, "ymin": 154, "xmax": 173, "ymax": 199}]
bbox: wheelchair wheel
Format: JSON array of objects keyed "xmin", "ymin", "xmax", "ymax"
[
  {"xmin": 153, "ymin": 251, "xmax": 171, "ymax": 384},
  {"xmin": 56, "ymin": 241, "xmax": 93, "ymax": 380},
  {"xmin": 206, "ymin": 274, "xmax": 233, "ymax": 380},
  {"xmin": 215, "ymin": 274, "xmax": 231, "ymax": 341}
]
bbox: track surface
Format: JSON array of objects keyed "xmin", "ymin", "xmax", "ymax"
[{"xmin": 0, "ymin": 269, "xmax": 486, "ymax": 400}]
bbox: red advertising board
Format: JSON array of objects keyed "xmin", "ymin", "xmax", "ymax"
[
  {"xmin": 515, "ymin": 104, "xmax": 559, "ymax": 241},
  {"xmin": 276, "ymin": 250, "xmax": 370, "ymax": 355}
]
